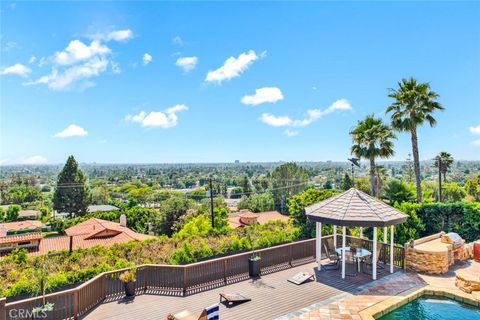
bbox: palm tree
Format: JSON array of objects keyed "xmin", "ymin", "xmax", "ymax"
[
  {"xmin": 386, "ymin": 78, "xmax": 444, "ymax": 202},
  {"xmin": 350, "ymin": 115, "xmax": 396, "ymax": 196},
  {"xmin": 434, "ymin": 151, "xmax": 454, "ymax": 182}
]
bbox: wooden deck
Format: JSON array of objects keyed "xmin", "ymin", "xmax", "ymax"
[{"xmin": 82, "ymin": 261, "xmax": 399, "ymax": 320}]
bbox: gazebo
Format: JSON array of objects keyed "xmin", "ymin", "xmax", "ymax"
[{"xmin": 306, "ymin": 188, "xmax": 408, "ymax": 280}]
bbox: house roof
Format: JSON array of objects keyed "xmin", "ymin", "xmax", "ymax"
[
  {"xmin": 87, "ymin": 205, "xmax": 119, "ymax": 213},
  {"xmin": 228, "ymin": 210, "xmax": 289, "ymax": 228},
  {"xmin": 305, "ymin": 188, "xmax": 408, "ymax": 227},
  {"xmin": 0, "ymin": 220, "xmax": 42, "ymax": 232},
  {"xmin": 0, "ymin": 232, "xmax": 42, "ymax": 244},
  {"xmin": 65, "ymin": 218, "xmax": 149, "ymax": 241},
  {"xmin": 18, "ymin": 210, "xmax": 39, "ymax": 218}
]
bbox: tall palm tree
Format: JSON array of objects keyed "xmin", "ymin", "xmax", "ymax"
[
  {"xmin": 350, "ymin": 115, "xmax": 396, "ymax": 196},
  {"xmin": 386, "ymin": 78, "xmax": 444, "ymax": 202},
  {"xmin": 434, "ymin": 151, "xmax": 454, "ymax": 182}
]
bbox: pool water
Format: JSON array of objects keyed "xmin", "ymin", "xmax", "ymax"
[{"xmin": 379, "ymin": 296, "xmax": 480, "ymax": 320}]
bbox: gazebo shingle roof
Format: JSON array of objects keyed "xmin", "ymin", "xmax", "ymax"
[{"xmin": 306, "ymin": 188, "xmax": 408, "ymax": 227}]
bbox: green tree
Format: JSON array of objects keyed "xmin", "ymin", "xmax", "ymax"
[
  {"xmin": 6, "ymin": 204, "xmax": 20, "ymax": 222},
  {"xmin": 434, "ymin": 151, "xmax": 454, "ymax": 182},
  {"xmin": 341, "ymin": 173, "xmax": 354, "ymax": 191},
  {"xmin": 288, "ymin": 189, "xmax": 337, "ymax": 238},
  {"xmin": 387, "ymin": 78, "xmax": 444, "ymax": 202},
  {"xmin": 157, "ymin": 197, "xmax": 195, "ymax": 236},
  {"xmin": 0, "ymin": 207, "xmax": 5, "ymax": 221},
  {"xmin": 241, "ymin": 176, "xmax": 252, "ymax": 195},
  {"xmin": 350, "ymin": 115, "xmax": 396, "ymax": 196},
  {"xmin": 382, "ymin": 179, "xmax": 415, "ymax": 204},
  {"xmin": 272, "ymin": 163, "xmax": 309, "ymax": 213},
  {"xmin": 464, "ymin": 175, "xmax": 480, "ymax": 201},
  {"xmin": 53, "ymin": 156, "xmax": 91, "ymax": 217},
  {"xmin": 237, "ymin": 193, "xmax": 275, "ymax": 212},
  {"xmin": 442, "ymin": 183, "xmax": 466, "ymax": 202}
]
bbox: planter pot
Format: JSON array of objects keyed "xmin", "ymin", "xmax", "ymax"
[
  {"xmin": 248, "ymin": 257, "xmax": 261, "ymax": 278},
  {"xmin": 124, "ymin": 281, "xmax": 136, "ymax": 297}
]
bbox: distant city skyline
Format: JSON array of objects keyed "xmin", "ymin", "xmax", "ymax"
[{"xmin": 1, "ymin": 1, "xmax": 479, "ymax": 165}]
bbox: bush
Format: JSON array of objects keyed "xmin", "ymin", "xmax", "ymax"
[{"xmin": 237, "ymin": 192, "xmax": 275, "ymax": 213}]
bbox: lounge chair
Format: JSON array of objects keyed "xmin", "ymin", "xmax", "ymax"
[
  {"xmin": 219, "ymin": 292, "xmax": 251, "ymax": 306},
  {"xmin": 287, "ymin": 272, "xmax": 315, "ymax": 285},
  {"xmin": 363, "ymin": 243, "xmax": 384, "ymax": 275},
  {"xmin": 173, "ymin": 304, "xmax": 219, "ymax": 320}
]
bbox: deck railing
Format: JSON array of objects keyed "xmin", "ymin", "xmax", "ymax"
[{"xmin": 1, "ymin": 235, "xmax": 404, "ymax": 320}]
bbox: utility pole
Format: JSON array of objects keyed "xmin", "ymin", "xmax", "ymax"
[{"xmin": 209, "ymin": 178, "xmax": 214, "ymax": 228}]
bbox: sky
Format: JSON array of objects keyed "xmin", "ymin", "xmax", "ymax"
[{"xmin": 1, "ymin": 1, "xmax": 479, "ymax": 165}]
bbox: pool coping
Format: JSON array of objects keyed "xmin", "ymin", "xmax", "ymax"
[{"xmin": 358, "ymin": 285, "xmax": 480, "ymax": 319}]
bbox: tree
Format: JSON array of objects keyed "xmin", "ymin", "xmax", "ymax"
[
  {"xmin": 350, "ymin": 115, "xmax": 396, "ymax": 197},
  {"xmin": 404, "ymin": 153, "xmax": 414, "ymax": 183},
  {"xmin": 387, "ymin": 78, "xmax": 444, "ymax": 202},
  {"xmin": 271, "ymin": 163, "xmax": 309, "ymax": 213},
  {"xmin": 6, "ymin": 204, "xmax": 20, "ymax": 222},
  {"xmin": 238, "ymin": 193, "xmax": 275, "ymax": 212},
  {"xmin": 382, "ymin": 179, "xmax": 415, "ymax": 204},
  {"xmin": 241, "ymin": 176, "xmax": 252, "ymax": 195},
  {"xmin": 464, "ymin": 175, "xmax": 480, "ymax": 201},
  {"xmin": 0, "ymin": 207, "xmax": 4, "ymax": 221},
  {"xmin": 157, "ymin": 197, "xmax": 195, "ymax": 236},
  {"xmin": 341, "ymin": 173, "xmax": 354, "ymax": 191},
  {"xmin": 434, "ymin": 151, "xmax": 454, "ymax": 182},
  {"xmin": 53, "ymin": 156, "xmax": 91, "ymax": 217},
  {"xmin": 442, "ymin": 183, "xmax": 466, "ymax": 202}
]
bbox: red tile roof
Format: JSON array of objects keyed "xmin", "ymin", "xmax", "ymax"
[
  {"xmin": 0, "ymin": 232, "xmax": 42, "ymax": 244},
  {"xmin": 228, "ymin": 210, "xmax": 289, "ymax": 228},
  {"xmin": 0, "ymin": 220, "xmax": 42, "ymax": 232}
]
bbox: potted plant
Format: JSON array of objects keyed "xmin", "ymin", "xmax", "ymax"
[
  {"xmin": 246, "ymin": 222, "xmax": 261, "ymax": 278},
  {"xmin": 119, "ymin": 268, "xmax": 137, "ymax": 297}
]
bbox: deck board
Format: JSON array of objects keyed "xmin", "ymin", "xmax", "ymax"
[{"xmin": 82, "ymin": 261, "xmax": 398, "ymax": 320}]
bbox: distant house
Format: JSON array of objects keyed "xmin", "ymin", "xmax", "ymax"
[
  {"xmin": 87, "ymin": 205, "xmax": 120, "ymax": 213},
  {"xmin": 18, "ymin": 210, "xmax": 39, "ymax": 220},
  {"xmin": 0, "ymin": 220, "xmax": 43, "ymax": 233},
  {"xmin": 0, "ymin": 232, "xmax": 43, "ymax": 253},
  {"xmin": 228, "ymin": 209, "xmax": 289, "ymax": 228}
]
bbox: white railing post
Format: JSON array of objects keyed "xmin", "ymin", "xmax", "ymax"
[
  {"xmin": 316, "ymin": 222, "xmax": 322, "ymax": 269},
  {"xmin": 390, "ymin": 226, "xmax": 394, "ymax": 274},
  {"xmin": 333, "ymin": 225, "xmax": 337, "ymax": 248},
  {"xmin": 373, "ymin": 227, "xmax": 377, "ymax": 280},
  {"xmin": 341, "ymin": 226, "xmax": 346, "ymax": 279}
]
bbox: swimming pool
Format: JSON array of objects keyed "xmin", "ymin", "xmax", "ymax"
[{"xmin": 378, "ymin": 296, "xmax": 480, "ymax": 320}]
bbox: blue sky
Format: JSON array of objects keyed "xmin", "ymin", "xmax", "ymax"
[{"xmin": 1, "ymin": 1, "xmax": 479, "ymax": 164}]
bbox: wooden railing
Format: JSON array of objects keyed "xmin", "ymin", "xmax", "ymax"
[
  {"xmin": 335, "ymin": 235, "xmax": 405, "ymax": 268},
  {"xmin": 0, "ymin": 235, "xmax": 405, "ymax": 320}
]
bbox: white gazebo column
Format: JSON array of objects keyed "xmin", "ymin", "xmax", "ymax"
[
  {"xmin": 333, "ymin": 225, "xmax": 337, "ymax": 248},
  {"xmin": 390, "ymin": 225, "xmax": 394, "ymax": 274},
  {"xmin": 359, "ymin": 227, "xmax": 363, "ymax": 238},
  {"xmin": 341, "ymin": 226, "xmax": 346, "ymax": 279},
  {"xmin": 372, "ymin": 227, "xmax": 377, "ymax": 280},
  {"xmin": 383, "ymin": 226, "xmax": 388, "ymax": 244},
  {"xmin": 316, "ymin": 222, "xmax": 322, "ymax": 270}
]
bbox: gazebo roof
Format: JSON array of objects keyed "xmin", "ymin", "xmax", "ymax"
[{"xmin": 305, "ymin": 188, "xmax": 408, "ymax": 227}]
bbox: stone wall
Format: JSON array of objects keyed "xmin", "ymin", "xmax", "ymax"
[
  {"xmin": 456, "ymin": 270, "xmax": 480, "ymax": 293},
  {"xmin": 405, "ymin": 248, "xmax": 450, "ymax": 274}
]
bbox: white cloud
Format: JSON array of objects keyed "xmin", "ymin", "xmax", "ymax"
[
  {"xmin": 54, "ymin": 124, "xmax": 88, "ymax": 138},
  {"xmin": 143, "ymin": 53, "xmax": 153, "ymax": 65},
  {"xmin": 469, "ymin": 125, "xmax": 480, "ymax": 135},
  {"xmin": 260, "ymin": 99, "xmax": 352, "ymax": 129},
  {"xmin": 176, "ymin": 56, "xmax": 198, "ymax": 72},
  {"xmin": 172, "ymin": 36, "xmax": 184, "ymax": 46},
  {"xmin": 259, "ymin": 114, "xmax": 293, "ymax": 127},
  {"xmin": 473, "ymin": 139, "xmax": 480, "ymax": 147},
  {"xmin": 241, "ymin": 87, "xmax": 284, "ymax": 106},
  {"xmin": 19, "ymin": 155, "xmax": 48, "ymax": 165},
  {"xmin": 106, "ymin": 29, "xmax": 133, "ymax": 42},
  {"xmin": 125, "ymin": 104, "xmax": 188, "ymax": 128},
  {"xmin": 1, "ymin": 63, "xmax": 31, "ymax": 77},
  {"xmin": 54, "ymin": 40, "xmax": 110, "ymax": 65},
  {"xmin": 205, "ymin": 50, "xmax": 264, "ymax": 84},
  {"xmin": 29, "ymin": 56, "xmax": 37, "ymax": 64},
  {"xmin": 284, "ymin": 129, "xmax": 299, "ymax": 137}
]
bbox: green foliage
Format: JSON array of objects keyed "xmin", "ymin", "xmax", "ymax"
[
  {"xmin": 230, "ymin": 187, "xmax": 243, "ymax": 199},
  {"xmin": 442, "ymin": 183, "xmax": 466, "ymax": 202},
  {"xmin": 288, "ymin": 188, "xmax": 338, "ymax": 238},
  {"xmin": 157, "ymin": 197, "xmax": 195, "ymax": 236},
  {"xmin": 237, "ymin": 192, "xmax": 274, "ymax": 213},
  {"xmin": 464, "ymin": 175, "xmax": 480, "ymax": 200},
  {"xmin": 272, "ymin": 163, "xmax": 309, "ymax": 213},
  {"xmin": 341, "ymin": 173, "xmax": 354, "ymax": 191},
  {"xmin": 393, "ymin": 202, "xmax": 425, "ymax": 245},
  {"xmin": 0, "ymin": 207, "xmax": 4, "ymax": 221},
  {"xmin": 382, "ymin": 179, "xmax": 415, "ymax": 204},
  {"xmin": 173, "ymin": 208, "xmax": 231, "ymax": 239},
  {"xmin": 53, "ymin": 156, "xmax": 91, "ymax": 217},
  {"xmin": 6, "ymin": 204, "xmax": 20, "ymax": 221}
]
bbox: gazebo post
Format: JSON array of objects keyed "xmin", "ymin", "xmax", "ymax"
[
  {"xmin": 359, "ymin": 227, "xmax": 363, "ymax": 238},
  {"xmin": 372, "ymin": 227, "xmax": 377, "ymax": 280},
  {"xmin": 390, "ymin": 225, "xmax": 394, "ymax": 274},
  {"xmin": 341, "ymin": 226, "xmax": 346, "ymax": 279},
  {"xmin": 333, "ymin": 225, "xmax": 337, "ymax": 248},
  {"xmin": 316, "ymin": 222, "xmax": 322, "ymax": 270},
  {"xmin": 383, "ymin": 226, "xmax": 387, "ymax": 244}
]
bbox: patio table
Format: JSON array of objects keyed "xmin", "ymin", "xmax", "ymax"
[{"xmin": 336, "ymin": 247, "xmax": 372, "ymax": 272}]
